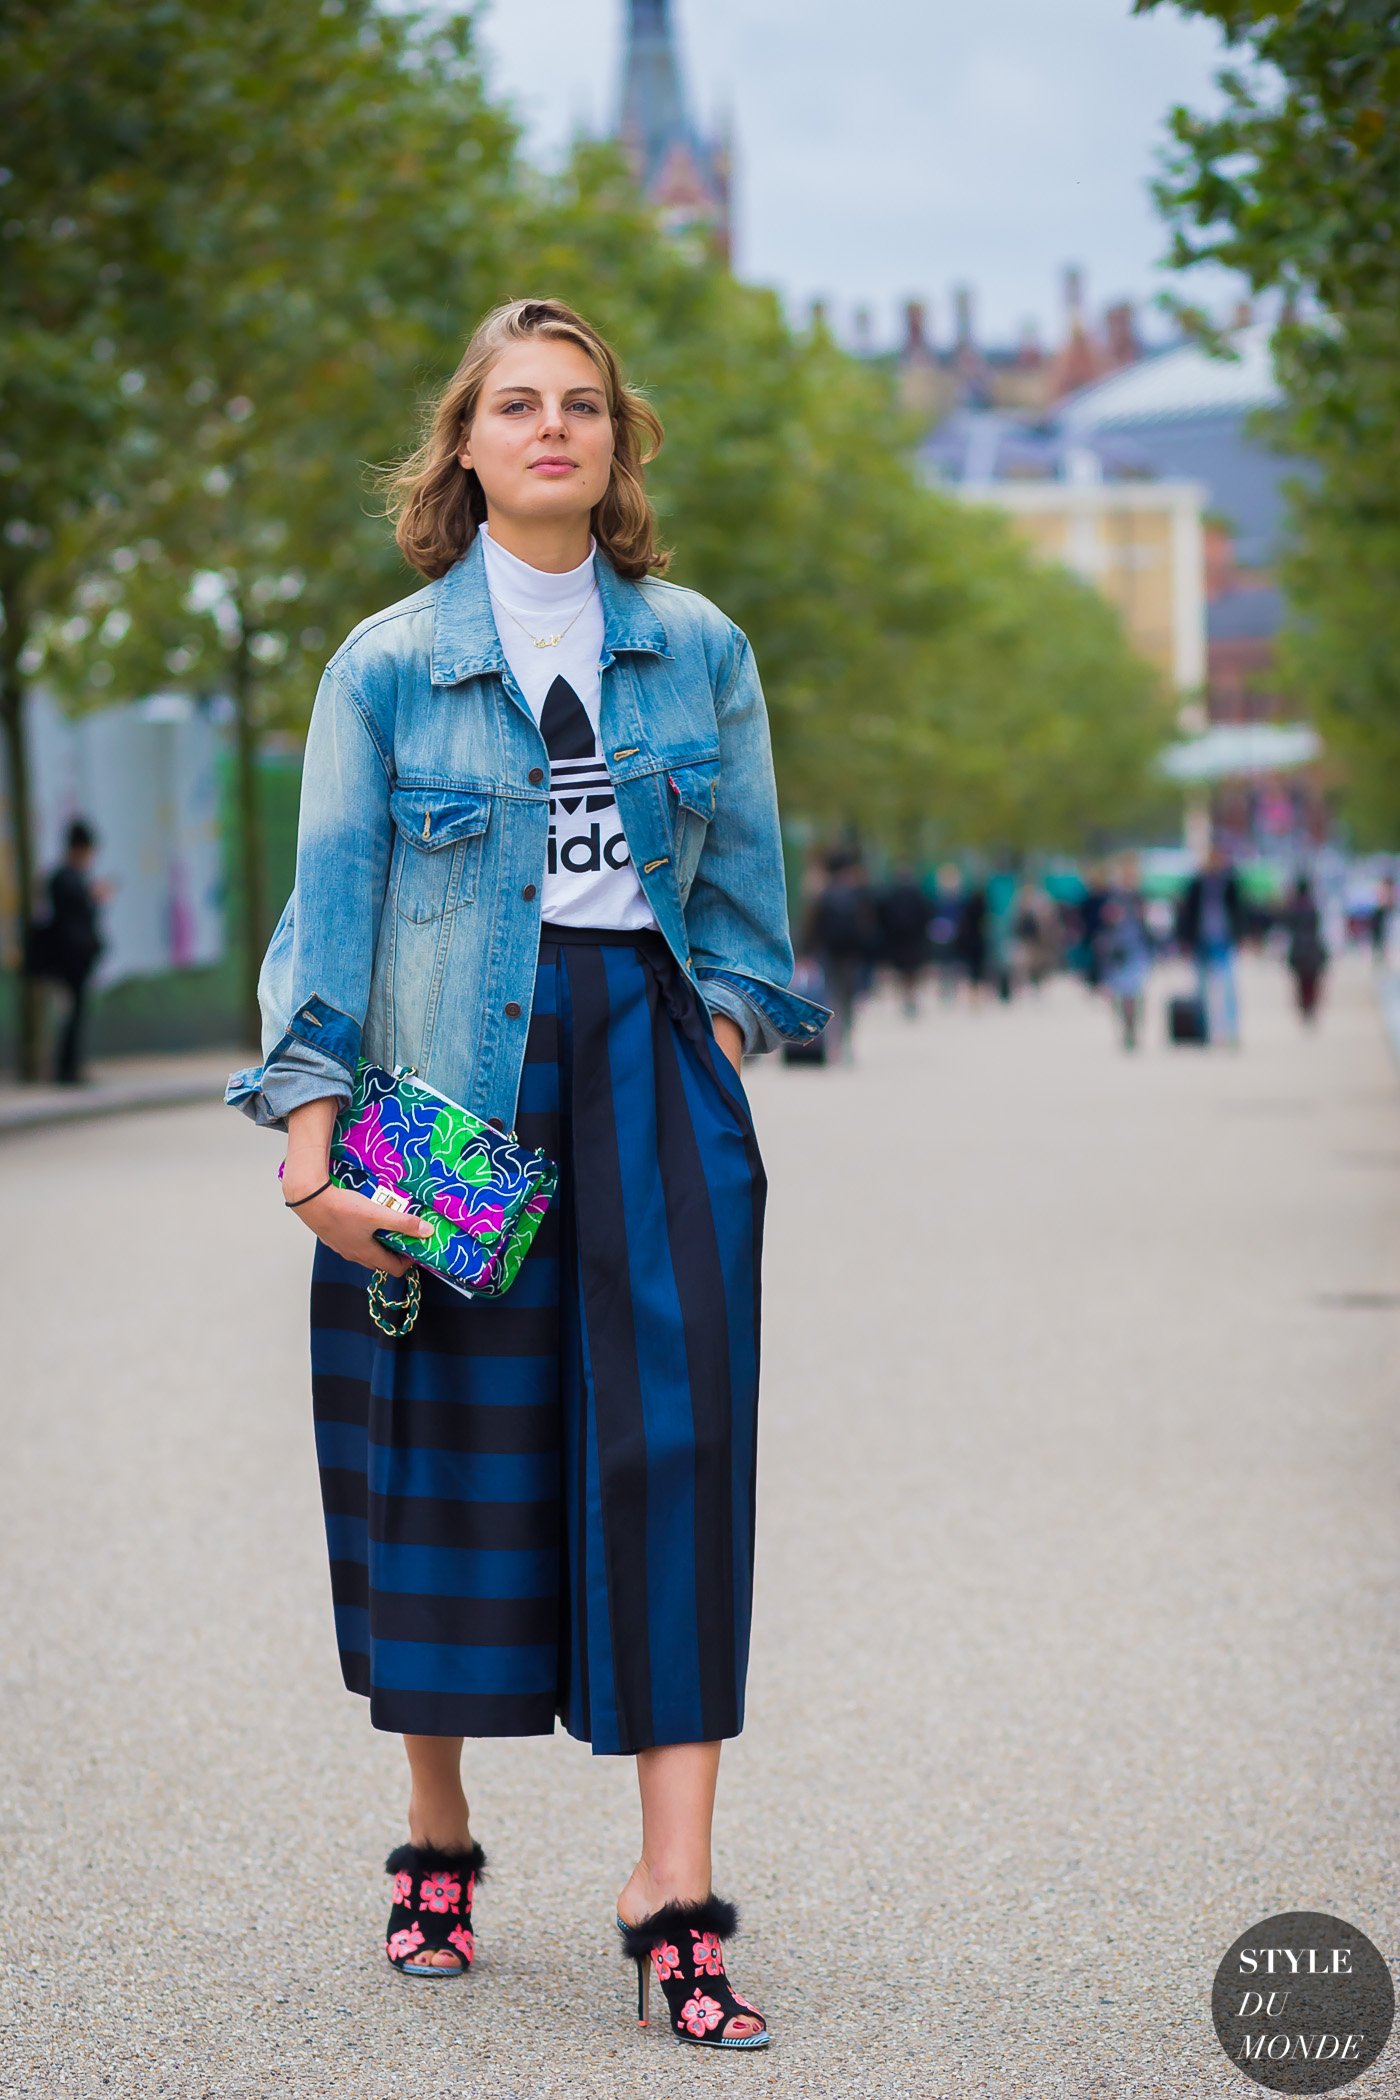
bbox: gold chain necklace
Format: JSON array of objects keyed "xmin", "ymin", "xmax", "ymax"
[{"xmin": 491, "ymin": 582, "xmax": 598, "ymax": 651}]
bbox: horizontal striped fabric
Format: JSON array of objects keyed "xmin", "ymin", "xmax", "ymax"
[{"xmin": 309, "ymin": 924, "xmax": 766, "ymax": 1754}]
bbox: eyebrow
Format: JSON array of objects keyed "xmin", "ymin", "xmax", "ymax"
[{"xmin": 489, "ymin": 383, "xmax": 606, "ymax": 400}]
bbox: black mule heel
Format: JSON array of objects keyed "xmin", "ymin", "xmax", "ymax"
[
  {"xmin": 384, "ymin": 1840, "xmax": 486, "ymax": 1978},
  {"xmin": 616, "ymin": 1894, "xmax": 770, "ymax": 2048}
]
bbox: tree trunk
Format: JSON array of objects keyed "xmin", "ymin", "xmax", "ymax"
[
  {"xmin": 229, "ymin": 615, "xmax": 265, "ymax": 1050},
  {"xmin": 0, "ymin": 579, "xmax": 45, "ymax": 1082}
]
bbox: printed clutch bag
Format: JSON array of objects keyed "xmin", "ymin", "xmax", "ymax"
[{"xmin": 330, "ymin": 1060, "xmax": 557, "ymax": 1336}]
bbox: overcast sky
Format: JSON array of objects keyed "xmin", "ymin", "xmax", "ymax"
[{"xmin": 471, "ymin": 0, "xmax": 1246, "ymax": 351}]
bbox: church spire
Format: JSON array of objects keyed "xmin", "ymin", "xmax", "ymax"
[{"xmin": 616, "ymin": 0, "xmax": 731, "ymax": 260}]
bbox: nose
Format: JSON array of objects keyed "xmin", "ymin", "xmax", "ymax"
[{"xmin": 535, "ymin": 396, "xmax": 568, "ymax": 441}]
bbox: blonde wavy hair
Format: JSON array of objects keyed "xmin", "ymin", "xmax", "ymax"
[{"xmin": 385, "ymin": 298, "xmax": 669, "ymax": 581}]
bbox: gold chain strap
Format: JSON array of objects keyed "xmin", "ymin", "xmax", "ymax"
[{"xmin": 367, "ymin": 1268, "xmax": 422, "ymax": 1338}]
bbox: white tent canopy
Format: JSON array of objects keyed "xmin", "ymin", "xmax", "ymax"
[{"xmin": 1158, "ymin": 721, "xmax": 1321, "ymax": 784}]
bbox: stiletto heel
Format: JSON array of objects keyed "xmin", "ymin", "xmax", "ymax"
[
  {"xmin": 384, "ymin": 1840, "xmax": 485, "ymax": 1978},
  {"xmin": 616, "ymin": 1894, "xmax": 770, "ymax": 2048}
]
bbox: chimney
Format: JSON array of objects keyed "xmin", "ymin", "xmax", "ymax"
[
  {"xmin": 903, "ymin": 300, "xmax": 932, "ymax": 359},
  {"xmin": 953, "ymin": 283, "xmax": 974, "ymax": 351},
  {"xmin": 1104, "ymin": 300, "xmax": 1138, "ymax": 367},
  {"xmin": 1016, "ymin": 317, "xmax": 1044, "ymax": 366}
]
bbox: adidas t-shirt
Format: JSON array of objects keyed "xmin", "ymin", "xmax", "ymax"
[{"xmin": 480, "ymin": 524, "xmax": 658, "ymax": 932}]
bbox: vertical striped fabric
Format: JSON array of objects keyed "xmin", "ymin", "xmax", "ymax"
[{"xmin": 309, "ymin": 925, "xmax": 766, "ymax": 1755}]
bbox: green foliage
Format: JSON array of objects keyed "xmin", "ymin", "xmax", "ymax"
[
  {"xmin": 1136, "ymin": 0, "xmax": 1400, "ymax": 837},
  {"xmin": 3, "ymin": 0, "xmax": 1172, "ymax": 1034}
]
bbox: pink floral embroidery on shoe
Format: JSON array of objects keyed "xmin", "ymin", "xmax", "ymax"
[
  {"xmin": 464, "ymin": 1872, "xmax": 476, "ymax": 1908},
  {"xmin": 447, "ymin": 1924, "xmax": 475, "ymax": 1962},
  {"xmin": 391, "ymin": 1871, "xmax": 414, "ymax": 1906},
  {"xmin": 387, "ymin": 1922, "xmax": 426, "ymax": 1961},
  {"xmin": 729, "ymin": 1988, "xmax": 761, "ymax": 2014},
  {"xmin": 419, "ymin": 1871, "xmax": 461, "ymax": 1913},
  {"xmin": 680, "ymin": 1991, "xmax": 724, "ymax": 2037},
  {"xmin": 691, "ymin": 1929, "xmax": 726, "ymax": 1975},
  {"xmin": 651, "ymin": 1940, "xmax": 680, "ymax": 1981}
]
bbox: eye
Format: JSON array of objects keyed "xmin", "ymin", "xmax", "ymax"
[
  {"xmin": 501, "ymin": 399, "xmax": 530, "ymax": 413},
  {"xmin": 568, "ymin": 399, "xmax": 601, "ymax": 414}
]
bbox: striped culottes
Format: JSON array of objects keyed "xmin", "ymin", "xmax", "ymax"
[{"xmin": 309, "ymin": 925, "xmax": 767, "ymax": 1755}]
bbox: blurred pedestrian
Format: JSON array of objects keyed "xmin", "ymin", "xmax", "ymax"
[
  {"xmin": 1095, "ymin": 888, "xmax": 1152, "ymax": 1051},
  {"xmin": 957, "ymin": 881, "xmax": 991, "ymax": 1004},
  {"xmin": 928, "ymin": 863, "xmax": 965, "ymax": 1001},
  {"xmin": 876, "ymin": 864, "xmax": 930, "ymax": 1017},
  {"xmin": 1176, "ymin": 845, "xmax": 1245, "ymax": 1047},
  {"xmin": 224, "ymin": 297, "xmax": 828, "ymax": 2041},
  {"xmin": 1077, "ymin": 870, "xmax": 1111, "ymax": 988},
  {"xmin": 806, "ymin": 847, "xmax": 878, "ymax": 1060},
  {"xmin": 1372, "ymin": 874, "xmax": 1397, "ymax": 965},
  {"xmin": 24, "ymin": 818, "xmax": 109, "ymax": 1084},
  {"xmin": 1285, "ymin": 874, "xmax": 1328, "ymax": 1023},
  {"xmin": 1011, "ymin": 882, "xmax": 1061, "ymax": 991}
]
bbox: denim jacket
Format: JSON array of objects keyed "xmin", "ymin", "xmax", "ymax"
[{"xmin": 225, "ymin": 536, "xmax": 830, "ymax": 1134}]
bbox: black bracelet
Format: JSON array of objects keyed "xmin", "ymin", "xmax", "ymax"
[{"xmin": 284, "ymin": 1176, "xmax": 334, "ymax": 1210}]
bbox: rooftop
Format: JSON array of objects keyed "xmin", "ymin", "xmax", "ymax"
[{"xmin": 1059, "ymin": 322, "xmax": 1283, "ymax": 430}]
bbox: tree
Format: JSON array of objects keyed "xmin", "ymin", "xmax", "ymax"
[
  {"xmin": 9, "ymin": 1, "xmax": 521, "ymax": 1046},
  {"xmin": 1136, "ymin": 0, "xmax": 1400, "ymax": 835}
]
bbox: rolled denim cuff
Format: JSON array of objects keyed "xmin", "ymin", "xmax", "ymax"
[
  {"xmin": 699, "ymin": 978, "xmax": 766, "ymax": 1056},
  {"xmin": 697, "ymin": 968, "xmax": 832, "ymax": 1056},
  {"xmin": 224, "ymin": 993, "xmax": 361, "ymax": 1132}
]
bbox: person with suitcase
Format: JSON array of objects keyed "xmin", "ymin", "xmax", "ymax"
[{"xmin": 1175, "ymin": 847, "xmax": 1246, "ymax": 1047}]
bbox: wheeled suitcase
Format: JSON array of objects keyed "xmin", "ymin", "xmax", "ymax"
[
  {"xmin": 782, "ymin": 1029, "xmax": 829, "ymax": 1066},
  {"xmin": 1168, "ymin": 994, "xmax": 1208, "ymax": 1045}
]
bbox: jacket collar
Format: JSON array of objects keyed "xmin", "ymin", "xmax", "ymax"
[{"xmin": 430, "ymin": 531, "xmax": 670, "ymax": 686}]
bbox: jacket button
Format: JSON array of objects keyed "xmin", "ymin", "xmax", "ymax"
[
  {"xmin": 504, "ymin": 1001, "xmax": 522, "ymax": 1019},
  {"xmin": 522, "ymin": 883, "xmax": 536, "ymax": 900},
  {"xmin": 528, "ymin": 766, "xmax": 544, "ymax": 785},
  {"xmin": 488, "ymin": 1116, "xmax": 504, "ymax": 1131}
]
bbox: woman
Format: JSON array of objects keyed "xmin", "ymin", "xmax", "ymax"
[
  {"xmin": 1285, "ymin": 873, "xmax": 1328, "ymax": 1023},
  {"xmin": 227, "ymin": 299, "xmax": 827, "ymax": 2048},
  {"xmin": 1095, "ymin": 887, "xmax": 1152, "ymax": 1052}
]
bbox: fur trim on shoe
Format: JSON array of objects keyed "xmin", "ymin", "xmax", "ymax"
[
  {"xmin": 385, "ymin": 1839, "xmax": 487, "ymax": 1880},
  {"xmin": 618, "ymin": 1891, "xmax": 739, "ymax": 1962}
]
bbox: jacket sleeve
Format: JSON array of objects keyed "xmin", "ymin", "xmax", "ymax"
[
  {"xmin": 224, "ymin": 663, "xmax": 393, "ymax": 1131},
  {"xmin": 684, "ymin": 632, "xmax": 831, "ymax": 1055}
]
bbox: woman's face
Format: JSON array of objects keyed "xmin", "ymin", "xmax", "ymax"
[{"xmin": 458, "ymin": 335, "xmax": 614, "ymax": 529}]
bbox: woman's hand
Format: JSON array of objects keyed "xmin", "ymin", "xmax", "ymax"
[
  {"xmin": 282, "ymin": 1096, "xmax": 432, "ymax": 1274},
  {"xmin": 284, "ymin": 1179, "xmax": 434, "ymax": 1275},
  {"xmin": 712, "ymin": 1014, "xmax": 745, "ymax": 1076}
]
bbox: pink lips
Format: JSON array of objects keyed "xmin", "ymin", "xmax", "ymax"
[{"xmin": 529, "ymin": 457, "xmax": 576, "ymax": 476}]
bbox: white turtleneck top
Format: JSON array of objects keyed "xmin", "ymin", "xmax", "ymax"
[{"xmin": 480, "ymin": 523, "xmax": 658, "ymax": 932}]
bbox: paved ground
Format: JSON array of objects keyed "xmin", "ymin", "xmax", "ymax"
[
  {"xmin": 3, "ymin": 955, "xmax": 1398, "ymax": 2099},
  {"xmin": 0, "ymin": 1048, "xmax": 242, "ymax": 1134}
]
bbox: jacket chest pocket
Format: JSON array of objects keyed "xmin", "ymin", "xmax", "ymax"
[
  {"xmin": 389, "ymin": 785, "xmax": 491, "ymax": 923},
  {"xmin": 665, "ymin": 758, "xmax": 719, "ymax": 894}
]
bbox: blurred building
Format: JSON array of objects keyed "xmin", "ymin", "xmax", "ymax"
[
  {"xmin": 883, "ymin": 267, "xmax": 1146, "ymax": 426},
  {"xmin": 616, "ymin": 0, "xmax": 731, "ymax": 260},
  {"xmin": 911, "ymin": 300, "xmax": 1326, "ymax": 850},
  {"xmin": 955, "ymin": 470, "xmax": 1207, "ymax": 697}
]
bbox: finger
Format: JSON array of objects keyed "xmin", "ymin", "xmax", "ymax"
[
  {"xmin": 345, "ymin": 1193, "xmax": 435, "ymax": 1239},
  {"xmin": 372, "ymin": 1250, "xmax": 414, "ymax": 1276}
]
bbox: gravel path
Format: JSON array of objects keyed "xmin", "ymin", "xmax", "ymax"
[{"xmin": 3, "ymin": 955, "xmax": 1398, "ymax": 2098}]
